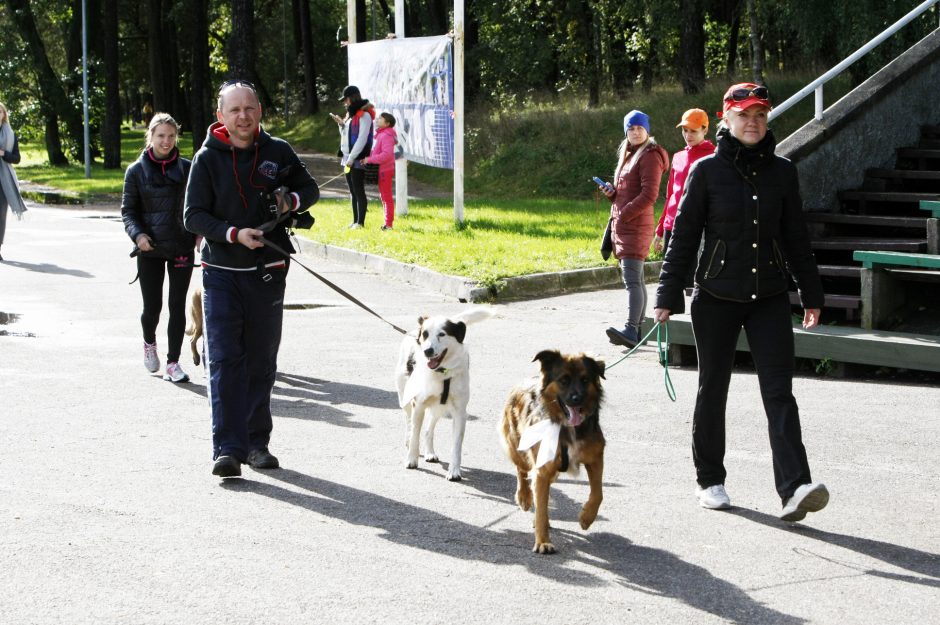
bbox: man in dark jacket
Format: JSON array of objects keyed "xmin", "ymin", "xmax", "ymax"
[
  {"xmin": 653, "ymin": 83, "xmax": 829, "ymax": 523},
  {"xmin": 184, "ymin": 80, "xmax": 319, "ymax": 478}
]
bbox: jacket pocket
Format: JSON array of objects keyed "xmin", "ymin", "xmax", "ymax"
[{"xmin": 704, "ymin": 239, "xmax": 726, "ymax": 278}]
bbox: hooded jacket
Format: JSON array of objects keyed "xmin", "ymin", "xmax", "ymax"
[
  {"xmin": 657, "ymin": 139, "xmax": 715, "ymax": 237},
  {"xmin": 366, "ymin": 126, "xmax": 398, "ymax": 174},
  {"xmin": 340, "ymin": 99, "xmax": 374, "ymax": 168},
  {"xmin": 121, "ymin": 148, "xmax": 195, "ymax": 258},
  {"xmin": 609, "ymin": 140, "xmax": 670, "ymax": 260},
  {"xmin": 655, "ymin": 127, "xmax": 824, "ymax": 313},
  {"xmin": 183, "ymin": 122, "xmax": 319, "ymax": 270}
]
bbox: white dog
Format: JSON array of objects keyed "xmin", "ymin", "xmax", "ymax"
[{"xmin": 395, "ymin": 308, "xmax": 493, "ymax": 481}]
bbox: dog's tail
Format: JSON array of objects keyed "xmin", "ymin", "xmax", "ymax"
[{"xmin": 453, "ymin": 306, "xmax": 495, "ymax": 325}]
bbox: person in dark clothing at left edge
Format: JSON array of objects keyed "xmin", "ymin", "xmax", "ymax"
[{"xmin": 184, "ymin": 80, "xmax": 319, "ymax": 478}]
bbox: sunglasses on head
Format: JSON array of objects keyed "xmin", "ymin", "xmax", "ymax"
[
  {"xmin": 728, "ymin": 86, "xmax": 769, "ymax": 102},
  {"xmin": 218, "ymin": 79, "xmax": 257, "ymax": 94}
]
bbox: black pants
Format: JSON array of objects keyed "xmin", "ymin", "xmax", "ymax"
[
  {"xmin": 345, "ymin": 167, "xmax": 368, "ymax": 225},
  {"xmin": 690, "ymin": 289, "xmax": 812, "ymax": 501},
  {"xmin": 138, "ymin": 253, "xmax": 194, "ymax": 363}
]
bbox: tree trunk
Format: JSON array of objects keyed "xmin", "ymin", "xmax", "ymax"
[
  {"xmin": 579, "ymin": 0, "xmax": 599, "ymax": 107},
  {"xmin": 679, "ymin": 0, "xmax": 706, "ymax": 94},
  {"xmin": 189, "ymin": 0, "xmax": 212, "ymax": 152},
  {"xmin": 102, "ymin": 0, "xmax": 122, "ymax": 169},
  {"xmin": 4, "ymin": 0, "xmax": 85, "ymax": 163},
  {"xmin": 298, "ymin": 0, "xmax": 319, "ymax": 115},
  {"xmin": 376, "ymin": 0, "xmax": 394, "ymax": 33},
  {"xmin": 465, "ymin": 0, "xmax": 480, "ymax": 103},
  {"xmin": 726, "ymin": 0, "xmax": 742, "ymax": 77},
  {"xmin": 148, "ymin": 0, "xmax": 168, "ymax": 111},
  {"xmin": 356, "ymin": 0, "xmax": 366, "ymax": 41},
  {"xmin": 291, "ymin": 0, "xmax": 302, "ymax": 62},
  {"xmin": 229, "ymin": 0, "xmax": 257, "ymax": 84},
  {"xmin": 642, "ymin": 35, "xmax": 658, "ymax": 93},
  {"xmin": 746, "ymin": 0, "xmax": 764, "ymax": 85}
]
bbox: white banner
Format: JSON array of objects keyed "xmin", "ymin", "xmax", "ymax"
[{"xmin": 348, "ymin": 36, "xmax": 454, "ymax": 169}]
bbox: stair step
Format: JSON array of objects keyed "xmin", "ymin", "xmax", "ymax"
[
  {"xmin": 839, "ymin": 190, "xmax": 940, "ymax": 203},
  {"xmin": 866, "ymin": 168, "xmax": 940, "ymax": 181},
  {"xmin": 897, "ymin": 148, "xmax": 940, "ymax": 159},
  {"xmin": 816, "ymin": 264, "xmax": 861, "ymax": 278},
  {"xmin": 803, "ymin": 213, "xmax": 927, "ymax": 228},
  {"xmin": 810, "ymin": 237, "xmax": 927, "ymax": 251},
  {"xmin": 919, "ymin": 139, "xmax": 940, "ymax": 149},
  {"xmin": 789, "ymin": 291, "xmax": 860, "ymax": 310}
]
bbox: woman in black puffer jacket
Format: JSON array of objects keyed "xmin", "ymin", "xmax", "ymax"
[
  {"xmin": 121, "ymin": 112, "xmax": 195, "ymax": 383},
  {"xmin": 654, "ymin": 84, "xmax": 830, "ymax": 523}
]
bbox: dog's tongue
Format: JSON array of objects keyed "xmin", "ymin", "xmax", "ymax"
[
  {"xmin": 566, "ymin": 404, "xmax": 584, "ymax": 427},
  {"xmin": 427, "ymin": 355, "xmax": 444, "ymax": 370}
]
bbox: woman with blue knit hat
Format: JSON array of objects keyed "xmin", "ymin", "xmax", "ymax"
[{"xmin": 600, "ymin": 109, "xmax": 669, "ymax": 348}]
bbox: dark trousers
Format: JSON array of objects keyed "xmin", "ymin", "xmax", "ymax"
[
  {"xmin": 202, "ymin": 266, "xmax": 286, "ymax": 461},
  {"xmin": 690, "ymin": 289, "xmax": 812, "ymax": 501},
  {"xmin": 137, "ymin": 253, "xmax": 194, "ymax": 362},
  {"xmin": 345, "ymin": 167, "xmax": 368, "ymax": 225}
]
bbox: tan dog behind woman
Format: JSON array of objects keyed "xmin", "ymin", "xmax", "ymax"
[
  {"xmin": 185, "ymin": 287, "xmax": 204, "ymax": 366},
  {"xmin": 499, "ymin": 350, "xmax": 606, "ymax": 554}
]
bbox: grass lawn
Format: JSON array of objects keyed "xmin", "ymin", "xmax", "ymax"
[{"xmin": 299, "ymin": 196, "xmax": 647, "ymax": 287}]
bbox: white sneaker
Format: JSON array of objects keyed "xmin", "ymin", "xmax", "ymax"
[
  {"xmin": 780, "ymin": 482, "xmax": 829, "ymax": 522},
  {"xmin": 163, "ymin": 361, "xmax": 190, "ymax": 383},
  {"xmin": 697, "ymin": 484, "xmax": 731, "ymax": 510},
  {"xmin": 143, "ymin": 341, "xmax": 160, "ymax": 373}
]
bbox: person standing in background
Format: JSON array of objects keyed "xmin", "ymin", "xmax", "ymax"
[
  {"xmin": 331, "ymin": 85, "xmax": 374, "ymax": 229},
  {"xmin": 0, "ymin": 102, "xmax": 29, "ymax": 262},
  {"xmin": 365, "ymin": 112, "xmax": 398, "ymax": 231}
]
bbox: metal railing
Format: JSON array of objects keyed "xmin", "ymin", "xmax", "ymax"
[{"xmin": 769, "ymin": 0, "xmax": 940, "ymax": 122}]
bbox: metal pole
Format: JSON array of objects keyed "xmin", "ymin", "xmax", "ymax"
[
  {"xmin": 814, "ymin": 85, "xmax": 824, "ymax": 121},
  {"xmin": 453, "ymin": 0, "xmax": 464, "ymax": 223},
  {"xmin": 347, "ymin": 0, "xmax": 356, "ymax": 43},
  {"xmin": 394, "ymin": 1, "xmax": 408, "ymax": 215},
  {"xmin": 82, "ymin": 0, "xmax": 90, "ymax": 178}
]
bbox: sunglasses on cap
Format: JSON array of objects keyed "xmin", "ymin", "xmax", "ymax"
[
  {"xmin": 727, "ymin": 86, "xmax": 769, "ymax": 102},
  {"xmin": 218, "ymin": 79, "xmax": 257, "ymax": 94}
]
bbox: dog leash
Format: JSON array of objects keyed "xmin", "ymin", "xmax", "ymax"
[
  {"xmin": 605, "ymin": 321, "xmax": 677, "ymax": 402},
  {"xmin": 253, "ymin": 213, "xmax": 408, "ymax": 335}
]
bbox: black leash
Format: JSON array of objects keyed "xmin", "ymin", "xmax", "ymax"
[{"xmin": 253, "ymin": 213, "xmax": 408, "ymax": 336}]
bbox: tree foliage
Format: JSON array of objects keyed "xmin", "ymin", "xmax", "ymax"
[{"xmin": 0, "ymin": 0, "xmax": 935, "ymax": 166}]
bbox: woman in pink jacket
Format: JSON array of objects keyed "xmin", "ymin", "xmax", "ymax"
[
  {"xmin": 365, "ymin": 112, "xmax": 398, "ymax": 230},
  {"xmin": 654, "ymin": 108, "xmax": 716, "ymax": 254}
]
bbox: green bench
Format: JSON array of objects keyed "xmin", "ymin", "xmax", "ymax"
[
  {"xmin": 641, "ymin": 315, "xmax": 940, "ymax": 373},
  {"xmin": 920, "ymin": 200, "xmax": 940, "ymax": 254},
  {"xmin": 852, "ymin": 250, "xmax": 940, "ymax": 330}
]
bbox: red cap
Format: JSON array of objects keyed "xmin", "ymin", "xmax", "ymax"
[{"xmin": 722, "ymin": 82, "xmax": 772, "ymax": 113}]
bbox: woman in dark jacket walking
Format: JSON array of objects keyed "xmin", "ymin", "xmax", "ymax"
[
  {"xmin": 653, "ymin": 84, "xmax": 829, "ymax": 522},
  {"xmin": 602, "ymin": 110, "xmax": 670, "ymax": 348},
  {"xmin": 121, "ymin": 113, "xmax": 195, "ymax": 383}
]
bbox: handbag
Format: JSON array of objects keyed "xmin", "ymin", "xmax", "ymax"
[
  {"xmin": 364, "ymin": 162, "xmax": 380, "ymax": 185},
  {"xmin": 601, "ymin": 218, "xmax": 613, "ymax": 261}
]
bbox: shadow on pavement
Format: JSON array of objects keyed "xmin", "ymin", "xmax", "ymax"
[
  {"xmin": 1, "ymin": 259, "xmax": 94, "ymax": 278},
  {"xmin": 731, "ymin": 507, "xmax": 940, "ymax": 587},
  {"xmin": 222, "ymin": 468, "xmax": 803, "ymax": 624}
]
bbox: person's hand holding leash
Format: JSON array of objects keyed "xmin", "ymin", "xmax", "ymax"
[
  {"xmin": 653, "ymin": 307, "xmax": 671, "ymax": 323},
  {"xmin": 236, "ymin": 228, "xmax": 265, "ymax": 249},
  {"xmin": 136, "ymin": 234, "xmax": 154, "ymax": 252},
  {"xmin": 802, "ymin": 308, "xmax": 821, "ymax": 329}
]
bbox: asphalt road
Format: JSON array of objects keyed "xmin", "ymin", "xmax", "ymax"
[{"xmin": 1, "ymin": 203, "xmax": 937, "ymax": 625}]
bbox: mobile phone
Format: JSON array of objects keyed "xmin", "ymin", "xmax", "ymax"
[{"xmin": 593, "ymin": 176, "xmax": 612, "ymax": 190}]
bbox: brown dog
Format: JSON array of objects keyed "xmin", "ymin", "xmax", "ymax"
[
  {"xmin": 499, "ymin": 350, "xmax": 606, "ymax": 554},
  {"xmin": 185, "ymin": 287, "xmax": 204, "ymax": 366}
]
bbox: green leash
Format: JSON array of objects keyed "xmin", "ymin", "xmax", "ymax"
[{"xmin": 606, "ymin": 321, "xmax": 677, "ymax": 402}]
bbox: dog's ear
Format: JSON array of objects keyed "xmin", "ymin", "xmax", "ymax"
[
  {"xmin": 533, "ymin": 350, "xmax": 562, "ymax": 374},
  {"xmin": 444, "ymin": 320, "xmax": 467, "ymax": 343},
  {"xmin": 415, "ymin": 316, "xmax": 427, "ymax": 343},
  {"xmin": 583, "ymin": 355, "xmax": 606, "ymax": 380}
]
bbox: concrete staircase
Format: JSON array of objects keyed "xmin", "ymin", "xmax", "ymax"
[{"xmin": 800, "ymin": 124, "xmax": 940, "ymax": 322}]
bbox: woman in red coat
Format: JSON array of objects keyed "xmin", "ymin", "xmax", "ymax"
[{"xmin": 602, "ymin": 110, "xmax": 669, "ymax": 348}]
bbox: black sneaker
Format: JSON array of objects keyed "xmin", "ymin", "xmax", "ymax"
[
  {"xmin": 212, "ymin": 455, "xmax": 241, "ymax": 478},
  {"xmin": 247, "ymin": 448, "xmax": 280, "ymax": 470},
  {"xmin": 606, "ymin": 326, "xmax": 638, "ymax": 348}
]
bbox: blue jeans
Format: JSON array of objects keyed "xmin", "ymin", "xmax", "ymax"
[
  {"xmin": 202, "ymin": 266, "xmax": 286, "ymax": 460},
  {"xmin": 618, "ymin": 258, "xmax": 647, "ymax": 331}
]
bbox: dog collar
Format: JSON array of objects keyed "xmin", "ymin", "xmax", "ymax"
[{"xmin": 435, "ymin": 367, "xmax": 449, "ymax": 375}]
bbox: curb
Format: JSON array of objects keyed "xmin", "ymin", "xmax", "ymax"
[{"xmin": 295, "ymin": 236, "xmax": 663, "ymax": 302}]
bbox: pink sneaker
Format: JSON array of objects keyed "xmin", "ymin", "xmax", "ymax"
[
  {"xmin": 163, "ymin": 361, "xmax": 190, "ymax": 383},
  {"xmin": 143, "ymin": 341, "xmax": 159, "ymax": 373}
]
